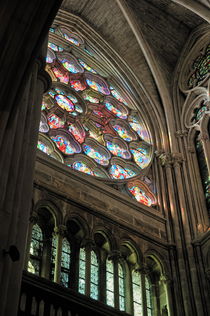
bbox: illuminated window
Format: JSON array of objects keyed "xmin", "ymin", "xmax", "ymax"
[
  {"xmin": 90, "ymin": 250, "xmax": 99, "ymax": 300},
  {"xmin": 132, "ymin": 270, "xmax": 142, "ymax": 316},
  {"xmin": 27, "ymin": 224, "xmax": 43, "ymax": 276},
  {"xmin": 79, "ymin": 248, "xmax": 86, "ymax": 294},
  {"xmin": 60, "ymin": 238, "xmax": 71, "ymax": 288},
  {"xmin": 118, "ymin": 264, "xmax": 125, "ymax": 311},
  {"xmin": 106, "ymin": 259, "xmax": 115, "ymax": 307}
]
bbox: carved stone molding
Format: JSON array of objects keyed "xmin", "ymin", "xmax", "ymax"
[
  {"xmin": 108, "ymin": 250, "xmax": 123, "ymax": 261},
  {"xmin": 156, "ymin": 152, "xmax": 185, "ymax": 167},
  {"xmin": 175, "ymin": 130, "xmax": 188, "ymax": 138},
  {"xmin": 160, "ymin": 274, "xmax": 172, "ymax": 285}
]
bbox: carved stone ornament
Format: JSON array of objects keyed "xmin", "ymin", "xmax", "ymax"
[
  {"xmin": 175, "ymin": 130, "xmax": 188, "ymax": 138},
  {"xmin": 156, "ymin": 152, "xmax": 184, "ymax": 167}
]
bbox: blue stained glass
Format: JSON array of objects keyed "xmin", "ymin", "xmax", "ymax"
[
  {"xmin": 113, "ymin": 124, "xmax": 134, "ymax": 141},
  {"xmin": 106, "ymin": 141, "xmax": 129, "ymax": 159},
  {"xmin": 83, "ymin": 144, "xmax": 109, "ymax": 166},
  {"xmin": 79, "ymin": 248, "xmax": 86, "ymax": 294},
  {"xmin": 109, "ymin": 164, "xmax": 136, "ymax": 179},
  {"xmin": 105, "ymin": 102, "xmax": 127, "ymax": 119},
  {"xmin": 51, "ymin": 135, "xmax": 76, "ymax": 155}
]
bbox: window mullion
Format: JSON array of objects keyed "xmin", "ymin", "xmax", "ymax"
[{"xmin": 141, "ymin": 273, "xmax": 148, "ymax": 316}]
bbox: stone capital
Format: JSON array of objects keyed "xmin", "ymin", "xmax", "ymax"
[
  {"xmin": 172, "ymin": 152, "xmax": 185, "ymax": 166},
  {"xmin": 160, "ymin": 274, "xmax": 172, "ymax": 285},
  {"xmin": 108, "ymin": 250, "xmax": 123, "ymax": 261},
  {"xmin": 29, "ymin": 212, "xmax": 38, "ymax": 224},
  {"xmin": 81, "ymin": 238, "xmax": 95, "ymax": 249},
  {"xmin": 54, "ymin": 225, "xmax": 67, "ymax": 237}
]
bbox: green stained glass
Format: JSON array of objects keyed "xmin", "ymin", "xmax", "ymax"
[
  {"xmin": 132, "ymin": 270, "xmax": 142, "ymax": 316},
  {"xmin": 90, "ymin": 251, "xmax": 99, "ymax": 300},
  {"xmin": 79, "ymin": 248, "xmax": 86, "ymax": 294},
  {"xmin": 145, "ymin": 276, "xmax": 153, "ymax": 315},
  {"xmin": 50, "ymin": 235, "xmax": 57, "ymax": 281},
  {"xmin": 106, "ymin": 259, "xmax": 114, "ymax": 307},
  {"xmin": 118, "ymin": 264, "xmax": 125, "ymax": 311},
  {"xmin": 61, "ymin": 238, "xmax": 71, "ymax": 287}
]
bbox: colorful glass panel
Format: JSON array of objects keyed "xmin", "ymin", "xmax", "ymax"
[
  {"xmin": 106, "ymin": 140, "xmax": 129, "ymax": 159},
  {"xmin": 50, "ymin": 235, "xmax": 57, "ymax": 281},
  {"xmin": 86, "ymin": 78, "xmax": 109, "ymax": 95},
  {"xmin": 129, "ymin": 116, "xmax": 151, "ymax": 143},
  {"xmin": 83, "ymin": 144, "xmax": 109, "ymax": 166},
  {"xmin": 52, "ymin": 67, "xmax": 69, "ymax": 84},
  {"xmin": 71, "ymin": 161, "xmax": 94, "ymax": 176},
  {"xmin": 105, "ymin": 102, "xmax": 127, "ymax": 119},
  {"xmin": 128, "ymin": 185, "xmax": 152, "ymax": 206},
  {"xmin": 130, "ymin": 147, "xmax": 150, "ymax": 168},
  {"xmin": 70, "ymin": 80, "xmax": 86, "ymax": 91},
  {"xmin": 51, "ymin": 135, "xmax": 76, "ymax": 155},
  {"xmin": 113, "ymin": 124, "xmax": 134, "ymax": 141},
  {"xmin": 68, "ymin": 124, "xmax": 85, "ymax": 143},
  {"xmin": 55, "ymin": 95, "xmax": 74, "ymax": 112},
  {"xmin": 63, "ymin": 33, "xmax": 80, "ymax": 46},
  {"xmin": 79, "ymin": 59, "xmax": 97, "ymax": 73},
  {"xmin": 28, "ymin": 224, "xmax": 43, "ymax": 276},
  {"xmin": 84, "ymin": 94, "xmax": 100, "ymax": 103},
  {"xmin": 48, "ymin": 42, "xmax": 63, "ymax": 52},
  {"xmin": 48, "ymin": 114, "xmax": 64, "ymax": 129},
  {"xmin": 110, "ymin": 88, "xmax": 127, "ymax": 105},
  {"xmin": 109, "ymin": 164, "xmax": 136, "ymax": 179},
  {"xmin": 60, "ymin": 58, "xmax": 81, "ymax": 73},
  {"xmin": 37, "ymin": 141, "xmax": 51, "ymax": 155}
]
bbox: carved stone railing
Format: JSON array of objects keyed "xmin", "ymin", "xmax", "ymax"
[{"xmin": 19, "ymin": 271, "xmax": 130, "ymax": 316}]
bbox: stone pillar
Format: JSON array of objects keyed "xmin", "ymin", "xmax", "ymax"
[
  {"xmin": 54, "ymin": 225, "xmax": 67, "ymax": 284},
  {"xmin": 0, "ymin": 2, "xmax": 62, "ymax": 315}
]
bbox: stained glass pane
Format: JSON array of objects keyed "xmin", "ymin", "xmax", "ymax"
[
  {"xmin": 105, "ymin": 102, "xmax": 127, "ymax": 119},
  {"xmin": 48, "ymin": 114, "xmax": 64, "ymax": 129},
  {"xmin": 128, "ymin": 186, "xmax": 152, "ymax": 206},
  {"xmin": 83, "ymin": 144, "xmax": 109, "ymax": 166},
  {"xmin": 106, "ymin": 140, "xmax": 129, "ymax": 159},
  {"xmin": 51, "ymin": 135, "xmax": 76, "ymax": 155},
  {"xmin": 72, "ymin": 161, "xmax": 94, "ymax": 176},
  {"xmin": 86, "ymin": 78, "xmax": 109, "ymax": 95},
  {"xmin": 37, "ymin": 141, "xmax": 51, "ymax": 155},
  {"xmin": 130, "ymin": 148, "xmax": 150, "ymax": 168},
  {"xmin": 132, "ymin": 271, "xmax": 142, "ymax": 316},
  {"xmin": 90, "ymin": 251, "xmax": 99, "ymax": 300},
  {"xmin": 79, "ymin": 59, "xmax": 97, "ymax": 73},
  {"xmin": 118, "ymin": 264, "xmax": 125, "ymax": 311},
  {"xmin": 48, "ymin": 42, "xmax": 63, "ymax": 52},
  {"xmin": 106, "ymin": 259, "xmax": 114, "ymax": 307},
  {"xmin": 60, "ymin": 58, "xmax": 81, "ymax": 73},
  {"xmin": 28, "ymin": 224, "xmax": 43, "ymax": 276},
  {"xmin": 63, "ymin": 33, "xmax": 80, "ymax": 46},
  {"xmin": 112, "ymin": 124, "xmax": 134, "ymax": 141},
  {"xmin": 55, "ymin": 95, "xmax": 74, "ymax": 112},
  {"xmin": 145, "ymin": 276, "xmax": 153, "ymax": 316},
  {"xmin": 109, "ymin": 164, "xmax": 136, "ymax": 179},
  {"xmin": 52, "ymin": 67, "xmax": 69, "ymax": 84},
  {"xmin": 50, "ymin": 235, "xmax": 57, "ymax": 281},
  {"xmin": 70, "ymin": 80, "xmax": 86, "ymax": 91},
  {"xmin": 61, "ymin": 238, "xmax": 71, "ymax": 288},
  {"xmin": 79, "ymin": 248, "xmax": 86, "ymax": 294}
]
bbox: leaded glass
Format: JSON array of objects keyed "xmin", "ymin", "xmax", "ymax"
[
  {"xmin": 106, "ymin": 259, "xmax": 114, "ymax": 307},
  {"xmin": 50, "ymin": 235, "xmax": 57, "ymax": 281},
  {"xmin": 112, "ymin": 124, "xmax": 134, "ymax": 141},
  {"xmin": 48, "ymin": 114, "xmax": 65, "ymax": 129},
  {"xmin": 50, "ymin": 135, "xmax": 77, "ymax": 155},
  {"xmin": 28, "ymin": 224, "xmax": 43, "ymax": 276},
  {"xmin": 90, "ymin": 251, "xmax": 99, "ymax": 300},
  {"xmin": 128, "ymin": 186, "xmax": 152, "ymax": 206},
  {"xmin": 60, "ymin": 238, "xmax": 71, "ymax": 288},
  {"xmin": 63, "ymin": 33, "xmax": 80, "ymax": 46},
  {"xmin": 109, "ymin": 164, "xmax": 136, "ymax": 179},
  {"xmin": 118, "ymin": 264, "xmax": 125, "ymax": 311},
  {"xmin": 79, "ymin": 59, "xmax": 97, "ymax": 73},
  {"xmin": 39, "ymin": 29, "xmax": 156, "ymax": 206},
  {"xmin": 79, "ymin": 248, "xmax": 86, "ymax": 294},
  {"xmin": 145, "ymin": 276, "xmax": 153, "ymax": 316},
  {"xmin": 132, "ymin": 270, "xmax": 142, "ymax": 316},
  {"xmin": 37, "ymin": 141, "xmax": 51, "ymax": 155}
]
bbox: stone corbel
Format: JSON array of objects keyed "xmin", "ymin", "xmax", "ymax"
[{"xmin": 54, "ymin": 225, "xmax": 67, "ymax": 237}]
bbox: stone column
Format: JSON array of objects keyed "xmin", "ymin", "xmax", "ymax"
[
  {"xmin": 54, "ymin": 225, "xmax": 67, "ymax": 284},
  {"xmin": 0, "ymin": 3, "xmax": 62, "ymax": 315}
]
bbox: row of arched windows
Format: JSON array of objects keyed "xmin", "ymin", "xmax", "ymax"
[{"xmin": 25, "ymin": 208, "xmax": 169, "ymax": 315}]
